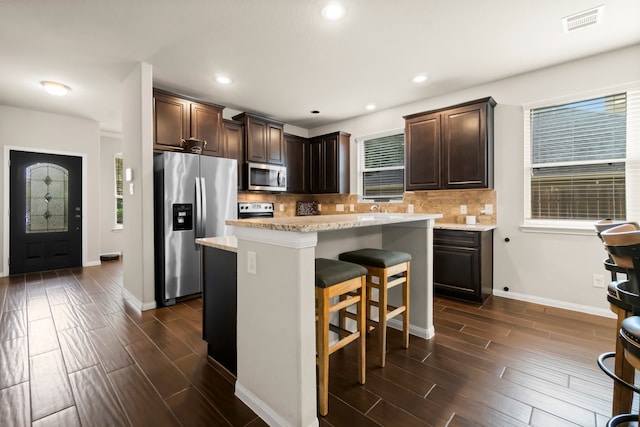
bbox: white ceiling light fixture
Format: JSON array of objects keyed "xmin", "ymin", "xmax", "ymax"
[
  {"xmin": 216, "ymin": 76, "xmax": 232, "ymax": 85},
  {"xmin": 562, "ymin": 5, "xmax": 604, "ymax": 33},
  {"xmin": 412, "ymin": 74, "xmax": 428, "ymax": 83},
  {"xmin": 321, "ymin": 2, "xmax": 346, "ymax": 21},
  {"xmin": 365, "ymin": 103, "xmax": 376, "ymax": 111},
  {"xmin": 41, "ymin": 81, "xmax": 71, "ymax": 96}
]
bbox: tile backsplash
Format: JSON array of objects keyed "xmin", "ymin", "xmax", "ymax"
[{"xmin": 238, "ymin": 189, "xmax": 497, "ymax": 225}]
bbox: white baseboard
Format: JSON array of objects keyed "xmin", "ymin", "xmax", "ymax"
[
  {"xmin": 121, "ymin": 287, "xmax": 157, "ymax": 312},
  {"xmin": 85, "ymin": 260, "xmax": 101, "ymax": 267},
  {"xmin": 235, "ymin": 382, "xmax": 319, "ymax": 427},
  {"xmin": 387, "ymin": 318, "xmax": 435, "ymax": 339},
  {"xmin": 492, "ymin": 289, "xmax": 615, "ymax": 319}
]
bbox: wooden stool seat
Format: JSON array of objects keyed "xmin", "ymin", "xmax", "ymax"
[
  {"xmin": 339, "ymin": 248, "xmax": 411, "ymax": 367},
  {"xmin": 314, "ymin": 258, "xmax": 367, "ymax": 416}
]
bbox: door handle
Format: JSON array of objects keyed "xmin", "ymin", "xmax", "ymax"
[{"xmin": 75, "ymin": 214, "xmax": 81, "ymax": 218}]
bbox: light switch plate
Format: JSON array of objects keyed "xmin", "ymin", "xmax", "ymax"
[
  {"xmin": 336, "ymin": 204, "xmax": 344, "ymax": 212},
  {"xmin": 460, "ymin": 205, "xmax": 467, "ymax": 214},
  {"xmin": 247, "ymin": 251, "xmax": 257, "ymax": 275},
  {"xmin": 484, "ymin": 204, "xmax": 494, "ymax": 215},
  {"xmin": 407, "ymin": 204, "xmax": 414, "ymax": 213}
]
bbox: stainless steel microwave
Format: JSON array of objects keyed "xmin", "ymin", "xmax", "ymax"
[{"xmin": 246, "ymin": 162, "xmax": 287, "ymax": 192}]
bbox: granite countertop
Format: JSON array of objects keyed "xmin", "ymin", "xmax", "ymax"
[
  {"xmin": 434, "ymin": 223, "xmax": 497, "ymax": 231},
  {"xmin": 226, "ymin": 213, "xmax": 442, "ymax": 233},
  {"xmin": 196, "ymin": 236, "xmax": 237, "ymax": 252}
]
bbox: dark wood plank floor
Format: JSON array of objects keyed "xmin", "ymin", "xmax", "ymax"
[{"xmin": 0, "ymin": 260, "xmax": 623, "ymax": 426}]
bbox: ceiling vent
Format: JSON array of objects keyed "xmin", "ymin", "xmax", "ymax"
[{"xmin": 562, "ymin": 5, "xmax": 604, "ymax": 33}]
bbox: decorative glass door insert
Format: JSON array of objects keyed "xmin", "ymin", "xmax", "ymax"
[{"xmin": 25, "ymin": 162, "xmax": 69, "ymax": 233}]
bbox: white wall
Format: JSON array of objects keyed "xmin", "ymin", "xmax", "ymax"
[
  {"xmin": 309, "ymin": 44, "xmax": 640, "ymax": 314},
  {"xmin": 0, "ymin": 105, "xmax": 101, "ymax": 274},
  {"xmin": 99, "ymin": 134, "xmax": 123, "ymax": 255},
  {"xmin": 121, "ymin": 63, "xmax": 156, "ymax": 310}
]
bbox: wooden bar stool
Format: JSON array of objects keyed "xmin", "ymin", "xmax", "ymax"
[
  {"xmin": 604, "ymin": 316, "xmax": 640, "ymax": 426},
  {"xmin": 598, "ymin": 224, "xmax": 640, "ymax": 419},
  {"xmin": 339, "ymin": 248, "xmax": 411, "ymax": 367},
  {"xmin": 595, "ymin": 221, "xmax": 640, "ymax": 416},
  {"xmin": 314, "ymin": 258, "xmax": 367, "ymax": 416}
]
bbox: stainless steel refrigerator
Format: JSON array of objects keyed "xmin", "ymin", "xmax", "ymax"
[{"xmin": 153, "ymin": 152, "xmax": 237, "ymax": 307}]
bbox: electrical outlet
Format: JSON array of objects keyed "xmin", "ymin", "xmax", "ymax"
[
  {"xmin": 407, "ymin": 204, "xmax": 414, "ymax": 213},
  {"xmin": 484, "ymin": 204, "xmax": 494, "ymax": 215},
  {"xmin": 592, "ymin": 273, "xmax": 605, "ymax": 288},
  {"xmin": 460, "ymin": 205, "xmax": 467, "ymax": 214},
  {"xmin": 336, "ymin": 204, "xmax": 344, "ymax": 212},
  {"xmin": 247, "ymin": 251, "xmax": 257, "ymax": 275},
  {"xmin": 349, "ymin": 204, "xmax": 354, "ymax": 212},
  {"xmin": 279, "ymin": 203, "xmax": 284, "ymax": 212},
  {"xmin": 317, "ymin": 204, "xmax": 322, "ymax": 212}
]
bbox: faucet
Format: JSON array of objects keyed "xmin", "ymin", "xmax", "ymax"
[{"xmin": 370, "ymin": 204, "xmax": 379, "ymax": 213}]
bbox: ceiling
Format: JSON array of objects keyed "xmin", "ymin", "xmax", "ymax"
[{"xmin": 1, "ymin": 0, "xmax": 639, "ymax": 134}]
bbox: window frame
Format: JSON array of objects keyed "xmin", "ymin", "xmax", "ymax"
[
  {"xmin": 355, "ymin": 128, "xmax": 405, "ymax": 203},
  {"xmin": 522, "ymin": 85, "xmax": 640, "ymax": 234},
  {"xmin": 114, "ymin": 153, "xmax": 123, "ymax": 230}
]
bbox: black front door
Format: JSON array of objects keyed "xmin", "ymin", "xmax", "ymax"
[{"xmin": 9, "ymin": 150, "xmax": 83, "ymax": 274}]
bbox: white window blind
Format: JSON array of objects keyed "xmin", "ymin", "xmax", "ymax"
[
  {"xmin": 357, "ymin": 131, "xmax": 405, "ymax": 201},
  {"xmin": 524, "ymin": 87, "xmax": 640, "ymax": 224}
]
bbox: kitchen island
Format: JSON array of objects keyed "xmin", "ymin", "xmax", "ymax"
[{"xmin": 226, "ymin": 213, "xmax": 442, "ymax": 427}]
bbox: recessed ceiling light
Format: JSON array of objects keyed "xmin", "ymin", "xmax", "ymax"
[
  {"xmin": 321, "ymin": 2, "xmax": 345, "ymax": 21},
  {"xmin": 41, "ymin": 81, "xmax": 71, "ymax": 96},
  {"xmin": 366, "ymin": 103, "xmax": 376, "ymax": 111},
  {"xmin": 216, "ymin": 76, "xmax": 232, "ymax": 84},
  {"xmin": 412, "ymin": 74, "xmax": 428, "ymax": 84}
]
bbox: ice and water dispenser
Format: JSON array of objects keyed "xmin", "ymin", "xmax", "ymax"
[{"xmin": 172, "ymin": 204, "xmax": 193, "ymax": 231}]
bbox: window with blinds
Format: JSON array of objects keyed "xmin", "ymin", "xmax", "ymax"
[
  {"xmin": 357, "ymin": 131, "xmax": 405, "ymax": 201},
  {"xmin": 525, "ymin": 92, "xmax": 635, "ymax": 222},
  {"xmin": 114, "ymin": 154, "xmax": 123, "ymax": 227}
]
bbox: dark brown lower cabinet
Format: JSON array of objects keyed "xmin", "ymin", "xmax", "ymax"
[{"xmin": 433, "ymin": 229, "xmax": 493, "ymax": 303}]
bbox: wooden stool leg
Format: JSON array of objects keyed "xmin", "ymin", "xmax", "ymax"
[
  {"xmin": 316, "ymin": 287, "xmax": 330, "ymax": 417},
  {"xmin": 402, "ymin": 263, "xmax": 410, "ymax": 349},
  {"xmin": 612, "ymin": 305, "xmax": 634, "ymax": 415},
  {"xmin": 338, "ymin": 294, "xmax": 346, "ymax": 333},
  {"xmin": 379, "ymin": 274, "xmax": 388, "ymax": 367},
  {"xmin": 357, "ymin": 276, "xmax": 366, "ymax": 385}
]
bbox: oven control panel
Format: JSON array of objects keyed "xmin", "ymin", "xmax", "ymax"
[{"xmin": 238, "ymin": 202, "xmax": 275, "ymax": 218}]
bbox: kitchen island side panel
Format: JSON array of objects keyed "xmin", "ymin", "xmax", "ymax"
[
  {"xmin": 382, "ymin": 221, "xmax": 435, "ymax": 338},
  {"xmin": 203, "ymin": 246, "xmax": 237, "ymax": 375}
]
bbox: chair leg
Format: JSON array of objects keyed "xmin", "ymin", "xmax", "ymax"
[
  {"xmin": 316, "ymin": 288, "xmax": 330, "ymax": 417},
  {"xmin": 612, "ymin": 305, "xmax": 634, "ymax": 415},
  {"xmin": 338, "ymin": 294, "xmax": 346, "ymax": 332},
  {"xmin": 357, "ymin": 276, "xmax": 366, "ymax": 385},
  {"xmin": 378, "ymin": 274, "xmax": 388, "ymax": 367},
  {"xmin": 402, "ymin": 263, "xmax": 410, "ymax": 349}
]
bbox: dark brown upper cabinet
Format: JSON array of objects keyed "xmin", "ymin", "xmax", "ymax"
[
  {"xmin": 404, "ymin": 97, "xmax": 496, "ymax": 190},
  {"xmin": 405, "ymin": 112, "xmax": 442, "ymax": 190},
  {"xmin": 284, "ymin": 133, "xmax": 308, "ymax": 194},
  {"xmin": 223, "ymin": 119, "xmax": 244, "ymax": 190},
  {"xmin": 309, "ymin": 131, "xmax": 350, "ymax": 194},
  {"xmin": 153, "ymin": 89, "xmax": 224, "ymax": 157},
  {"xmin": 232, "ymin": 113, "xmax": 285, "ymax": 165}
]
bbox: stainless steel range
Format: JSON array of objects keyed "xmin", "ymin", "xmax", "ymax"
[{"xmin": 237, "ymin": 202, "xmax": 275, "ymax": 219}]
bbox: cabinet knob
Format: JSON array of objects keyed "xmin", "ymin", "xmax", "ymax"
[{"xmin": 504, "ymin": 237, "xmax": 510, "ymax": 242}]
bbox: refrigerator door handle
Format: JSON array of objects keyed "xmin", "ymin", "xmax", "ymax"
[
  {"xmin": 200, "ymin": 177, "xmax": 207, "ymax": 237},
  {"xmin": 195, "ymin": 177, "xmax": 202, "ymax": 238}
]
